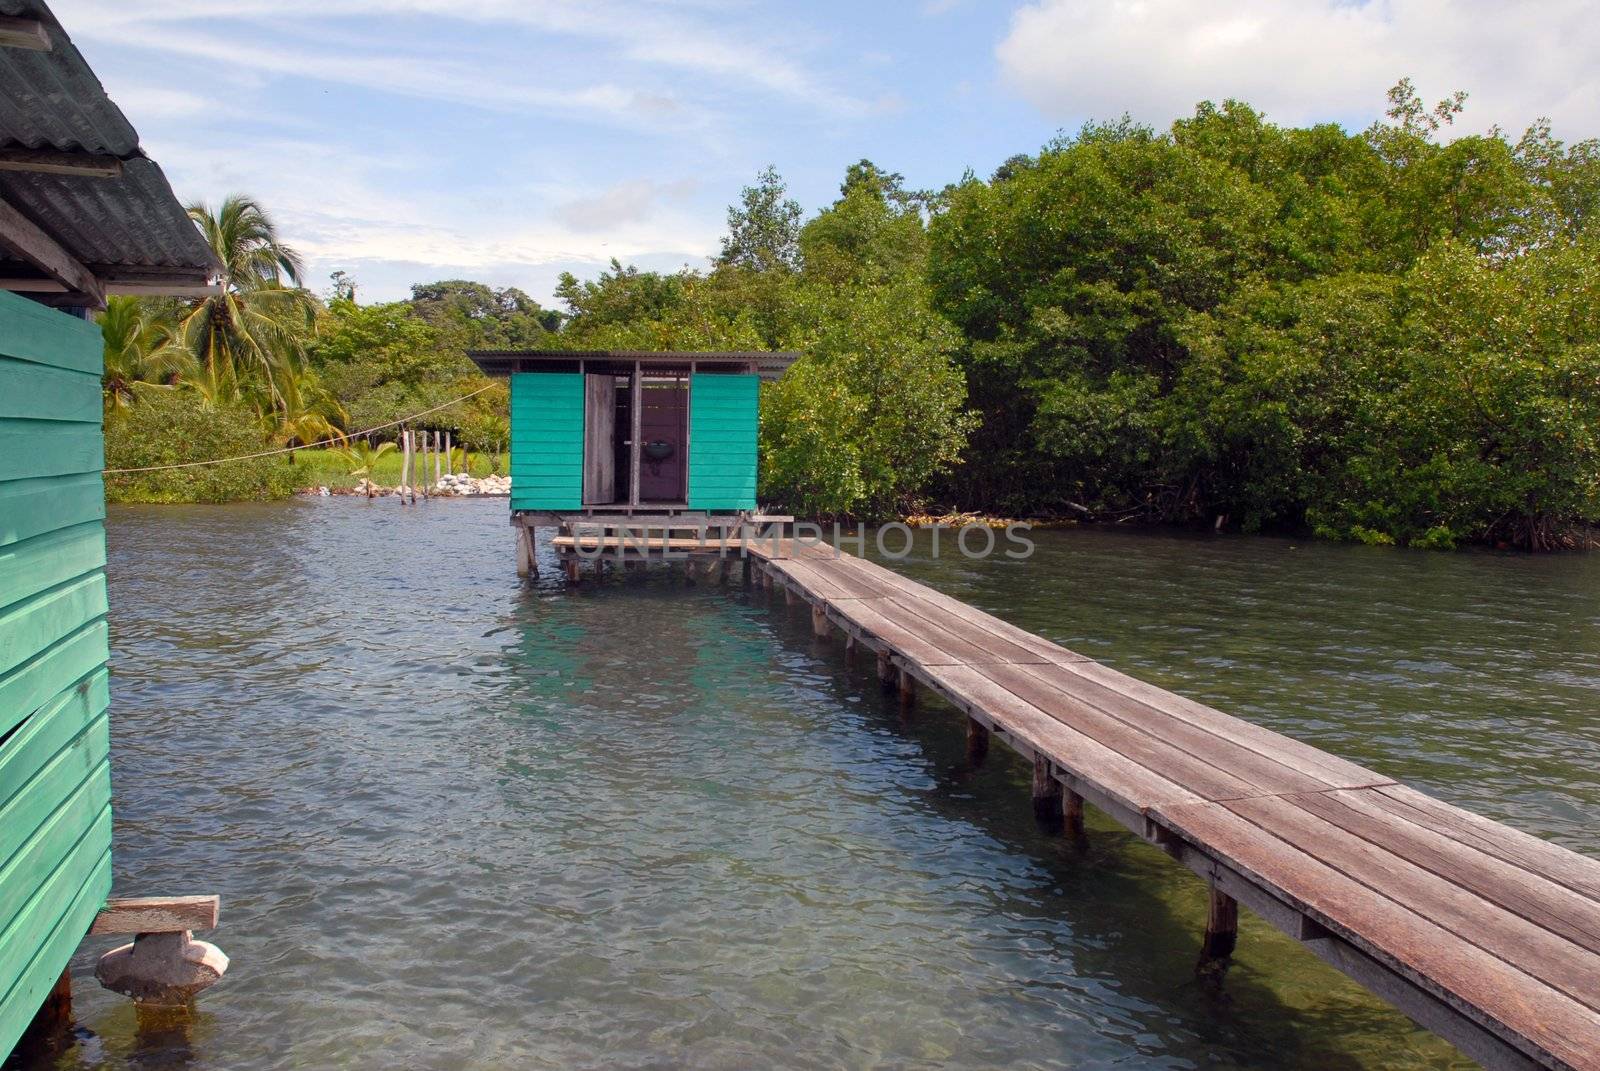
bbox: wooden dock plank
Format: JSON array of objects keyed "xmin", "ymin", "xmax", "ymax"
[
  {"xmin": 918, "ymin": 662, "xmax": 1208, "ymax": 814},
  {"xmin": 1156, "ymin": 799, "xmax": 1600, "ymax": 1070},
  {"xmin": 978, "ymin": 661, "xmax": 1335, "ymax": 798},
  {"xmin": 964, "ymin": 662, "xmax": 1269, "ymax": 802},
  {"xmin": 1059, "ymin": 661, "xmax": 1391, "ymax": 791},
  {"xmin": 1291, "ymin": 789, "xmax": 1600, "ymax": 956},
  {"xmin": 826, "ymin": 598, "xmax": 1020, "ymax": 667},
  {"xmin": 1226, "ymin": 794, "xmax": 1600, "ymax": 1015},
  {"xmin": 1372, "ymin": 785, "xmax": 1600, "ymax": 905},
  {"xmin": 751, "ymin": 543, "xmax": 1600, "ymax": 1069},
  {"xmin": 822, "ymin": 553, "xmax": 1090, "ymax": 663}
]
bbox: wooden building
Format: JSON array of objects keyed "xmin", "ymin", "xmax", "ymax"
[
  {"xmin": 469, "ymin": 350, "xmax": 795, "ymax": 514},
  {"xmin": 0, "ymin": 1, "xmax": 220, "ymax": 1057}
]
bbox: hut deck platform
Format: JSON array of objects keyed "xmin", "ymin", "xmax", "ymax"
[{"xmin": 670, "ymin": 539, "xmax": 1600, "ymax": 1071}]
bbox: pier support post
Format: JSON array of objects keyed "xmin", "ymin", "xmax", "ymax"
[
  {"xmin": 966, "ymin": 717, "xmax": 989, "ymax": 765},
  {"xmin": 97, "ymin": 931, "xmax": 228, "ymax": 1006},
  {"xmin": 1197, "ymin": 886, "xmax": 1239, "ymax": 982},
  {"xmin": 844, "ymin": 633, "xmax": 857, "ymax": 665},
  {"xmin": 563, "ymin": 557, "xmax": 579, "ymax": 584},
  {"xmin": 784, "ymin": 585, "xmax": 796, "ymax": 606},
  {"xmin": 15, "ymin": 968, "xmax": 72, "ymax": 1055},
  {"xmin": 876, "ymin": 651, "xmax": 894, "ymax": 688},
  {"xmin": 897, "ymin": 668, "xmax": 916, "ymax": 708},
  {"xmin": 515, "ymin": 526, "xmax": 537, "ymax": 578},
  {"xmin": 1032, "ymin": 753, "xmax": 1064, "ymax": 828},
  {"xmin": 811, "ymin": 603, "xmax": 829, "ymax": 638},
  {"xmin": 1063, "ymin": 789, "xmax": 1086, "ymax": 838}
]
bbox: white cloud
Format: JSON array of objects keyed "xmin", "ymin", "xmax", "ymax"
[
  {"xmin": 554, "ymin": 178, "xmax": 699, "ymax": 232},
  {"xmin": 996, "ymin": 0, "xmax": 1600, "ymax": 139}
]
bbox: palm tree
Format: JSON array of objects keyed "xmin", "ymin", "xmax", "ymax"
[
  {"xmin": 340, "ymin": 440, "xmax": 395, "ymax": 497},
  {"xmin": 180, "ymin": 195, "xmax": 318, "ymax": 409},
  {"xmin": 272, "ymin": 365, "xmax": 348, "ymax": 455},
  {"xmin": 99, "ymin": 296, "xmax": 194, "ymax": 408}
]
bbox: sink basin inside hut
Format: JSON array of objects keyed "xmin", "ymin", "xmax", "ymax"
[{"xmin": 642, "ymin": 440, "xmax": 675, "ymax": 461}]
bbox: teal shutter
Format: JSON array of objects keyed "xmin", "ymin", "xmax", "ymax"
[
  {"xmin": 509, "ymin": 372, "xmax": 584, "ymax": 511},
  {"xmin": 0, "ymin": 292, "xmax": 113, "ymax": 1059},
  {"xmin": 687, "ymin": 373, "xmax": 758, "ymax": 511}
]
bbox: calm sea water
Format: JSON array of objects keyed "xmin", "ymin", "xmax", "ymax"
[{"xmin": 15, "ymin": 500, "xmax": 1600, "ymax": 1070}]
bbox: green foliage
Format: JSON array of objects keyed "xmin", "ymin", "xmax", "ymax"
[
  {"xmin": 717, "ymin": 165, "xmax": 802, "ymax": 273},
  {"xmin": 926, "ymin": 82, "xmax": 1600, "ymax": 547},
  {"xmin": 105, "ymin": 390, "xmax": 294, "ymax": 503}
]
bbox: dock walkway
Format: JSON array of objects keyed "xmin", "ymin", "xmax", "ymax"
[{"xmin": 729, "ymin": 539, "xmax": 1599, "ymax": 1071}]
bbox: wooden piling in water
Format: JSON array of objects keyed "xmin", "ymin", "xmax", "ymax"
[
  {"xmin": 966, "ymin": 717, "xmax": 989, "ymax": 764},
  {"xmin": 1033, "ymin": 753, "xmax": 1064, "ymax": 826},
  {"xmin": 811, "ymin": 603, "xmax": 829, "ymax": 638},
  {"xmin": 1198, "ymin": 887, "xmax": 1239, "ymax": 979},
  {"xmin": 898, "ymin": 667, "xmax": 916, "ymax": 707},
  {"xmin": 1062, "ymin": 789, "xmax": 1086, "ymax": 838},
  {"xmin": 876, "ymin": 650, "xmax": 893, "ymax": 687}
]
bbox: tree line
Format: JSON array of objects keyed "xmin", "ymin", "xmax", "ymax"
[{"xmin": 100, "ymin": 81, "xmax": 1600, "ymax": 548}]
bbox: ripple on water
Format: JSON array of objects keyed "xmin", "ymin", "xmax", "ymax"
[{"xmin": 19, "ymin": 501, "xmax": 1593, "ymax": 1070}]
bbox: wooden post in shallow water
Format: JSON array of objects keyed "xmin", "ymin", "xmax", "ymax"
[
  {"xmin": 876, "ymin": 650, "xmax": 893, "ymax": 687},
  {"xmin": 1063, "ymin": 789, "xmax": 1085, "ymax": 838},
  {"xmin": 1033, "ymin": 752, "xmax": 1064, "ymax": 828},
  {"xmin": 966, "ymin": 717, "xmax": 989, "ymax": 765},
  {"xmin": 811, "ymin": 602, "xmax": 829, "ymax": 638},
  {"xmin": 15, "ymin": 968, "xmax": 72, "ymax": 1056},
  {"xmin": 897, "ymin": 667, "xmax": 916, "ymax": 708},
  {"xmin": 1197, "ymin": 886, "xmax": 1239, "ymax": 982}
]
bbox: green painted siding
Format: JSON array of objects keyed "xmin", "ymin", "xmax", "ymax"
[
  {"xmin": 509, "ymin": 372, "xmax": 584, "ymax": 511},
  {"xmin": 687, "ymin": 373, "xmax": 758, "ymax": 511},
  {"xmin": 0, "ymin": 291, "xmax": 112, "ymax": 1060}
]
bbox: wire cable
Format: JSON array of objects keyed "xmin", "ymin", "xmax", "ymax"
[{"xmin": 103, "ymin": 384, "xmax": 497, "ymax": 474}]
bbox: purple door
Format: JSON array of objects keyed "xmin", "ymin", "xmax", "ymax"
[{"xmin": 638, "ymin": 377, "xmax": 687, "ymax": 502}]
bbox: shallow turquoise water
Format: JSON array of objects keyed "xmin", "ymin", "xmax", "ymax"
[{"xmin": 13, "ymin": 500, "xmax": 1598, "ymax": 1069}]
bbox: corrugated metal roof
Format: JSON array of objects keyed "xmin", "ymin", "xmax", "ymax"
[
  {"xmin": 0, "ymin": 0, "xmax": 137, "ymax": 155},
  {"xmin": 0, "ymin": 0, "xmax": 218, "ymax": 296},
  {"xmin": 469, "ymin": 350, "xmax": 800, "ymax": 381}
]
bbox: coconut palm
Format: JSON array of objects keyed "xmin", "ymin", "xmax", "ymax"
[
  {"xmin": 340, "ymin": 440, "xmax": 395, "ymax": 497},
  {"xmin": 179, "ymin": 195, "xmax": 318, "ymax": 409},
  {"xmin": 272, "ymin": 365, "xmax": 348, "ymax": 454},
  {"xmin": 99, "ymin": 297, "xmax": 194, "ymax": 408}
]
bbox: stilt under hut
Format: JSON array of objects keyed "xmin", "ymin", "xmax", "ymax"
[
  {"xmin": 466, "ymin": 350, "xmax": 797, "ymax": 577},
  {"xmin": 0, "ymin": 3, "xmax": 229, "ymax": 1059}
]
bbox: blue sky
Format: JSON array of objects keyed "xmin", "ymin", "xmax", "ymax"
[{"xmin": 53, "ymin": 0, "xmax": 1600, "ymax": 306}]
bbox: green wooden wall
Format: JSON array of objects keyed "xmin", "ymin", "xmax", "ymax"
[
  {"xmin": 687, "ymin": 373, "xmax": 758, "ymax": 511},
  {"xmin": 0, "ymin": 291, "xmax": 112, "ymax": 1059},
  {"xmin": 509, "ymin": 372, "xmax": 584, "ymax": 511}
]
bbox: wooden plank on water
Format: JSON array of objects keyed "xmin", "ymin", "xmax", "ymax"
[
  {"xmin": 1154, "ymin": 799, "xmax": 1599, "ymax": 1070},
  {"xmin": 1289, "ymin": 789, "xmax": 1600, "ymax": 956},
  {"xmin": 1372, "ymin": 785, "xmax": 1600, "ymax": 905},
  {"xmin": 967, "ymin": 662, "xmax": 1265, "ymax": 802},
  {"xmin": 992, "ymin": 661, "xmax": 1357, "ymax": 797},
  {"xmin": 90, "ymin": 895, "xmax": 219, "ymax": 935},
  {"xmin": 1059, "ymin": 660, "xmax": 1391, "ymax": 791},
  {"xmin": 826, "ymin": 553, "xmax": 1090, "ymax": 663},
  {"xmin": 1225, "ymin": 794, "xmax": 1600, "ymax": 1015},
  {"xmin": 919, "ymin": 662, "xmax": 1207, "ymax": 814},
  {"xmin": 827, "ymin": 598, "xmax": 1003, "ymax": 667}
]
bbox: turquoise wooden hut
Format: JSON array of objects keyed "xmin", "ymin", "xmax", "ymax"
[
  {"xmin": 469, "ymin": 350, "xmax": 795, "ymax": 515},
  {"xmin": 0, "ymin": 1, "xmax": 219, "ymax": 1057}
]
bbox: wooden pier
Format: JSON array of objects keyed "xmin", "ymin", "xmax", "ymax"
[{"xmin": 548, "ymin": 531, "xmax": 1600, "ymax": 1071}]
